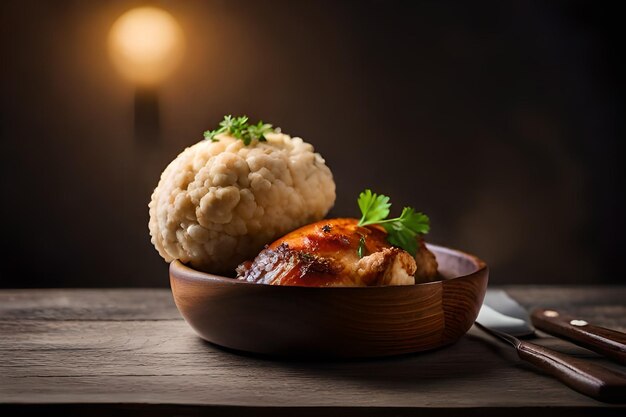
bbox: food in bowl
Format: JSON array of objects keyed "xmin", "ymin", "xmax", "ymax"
[
  {"xmin": 236, "ymin": 193, "xmax": 438, "ymax": 287},
  {"xmin": 148, "ymin": 116, "xmax": 335, "ymax": 275},
  {"xmin": 150, "ymin": 116, "xmax": 437, "ymax": 285},
  {"xmin": 169, "ymin": 245, "xmax": 488, "ymax": 358},
  {"xmin": 236, "ymin": 217, "xmax": 437, "ymax": 286}
]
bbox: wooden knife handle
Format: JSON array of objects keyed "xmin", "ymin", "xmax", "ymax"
[
  {"xmin": 517, "ymin": 340, "xmax": 626, "ymax": 403},
  {"xmin": 531, "ymin": 308, "xmax": 626, "ymax": 365}
]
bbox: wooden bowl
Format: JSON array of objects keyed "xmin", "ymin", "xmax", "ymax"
[{"xmin": 170, "ymin": 244, "xmax": 488, "ymax": 358}]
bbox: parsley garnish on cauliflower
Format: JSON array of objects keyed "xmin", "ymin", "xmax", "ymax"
[{"xmin": 148, "ymin": 117, "xmax": 336, "ymax": 275}]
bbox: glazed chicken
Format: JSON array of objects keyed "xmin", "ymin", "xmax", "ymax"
[{"xmin": 236, "ymin": 218, "xmax": 438, "ymax": 287}]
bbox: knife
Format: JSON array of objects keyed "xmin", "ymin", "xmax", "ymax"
[
  {"xmin": 476, "ymin": 303, "xmax": 626, "ymax": 403},
  {"xmin": 485, "ymin": 289, "xmax": 626, "ymax": 365},
  {"xmin": 531, "ymin": 308, "xmax": 626, "ymax": 365}
]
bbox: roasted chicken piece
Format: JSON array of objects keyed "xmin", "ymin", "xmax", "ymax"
[{"xmin": 236, "ymin": 218, "xmax": 438, "ymax": 287}]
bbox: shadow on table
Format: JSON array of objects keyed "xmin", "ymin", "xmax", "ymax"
[{"xmin": 197, "ymin": 329, "xmax": 509, "ymax": 387}]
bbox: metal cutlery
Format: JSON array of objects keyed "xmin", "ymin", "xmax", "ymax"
[
  {"xmin": 476, "ymin": 303, "xmax": 626, "ymax": 403},
  {"xmin": 483, "ymin": 289, "xmax": 626, "ymax": 364}
]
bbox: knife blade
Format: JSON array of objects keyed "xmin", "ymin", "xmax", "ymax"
[
  {"xmin": 476, "ymin": 290, "xmax": 626, "ymax": 403},
  {"xmin": 477, "ymin": 303, "xmax": 533, "ymax": 338},
  {"xmin": 474, "ymin": 320, "xmax": 626, "ymax": 403},
  {"xmin": 484, "ymin": 289, "xmax": 531, "ymax": 324},
  {"xmin": 484, "ymin": 289, "xmax": 626, "ymax": 365}
]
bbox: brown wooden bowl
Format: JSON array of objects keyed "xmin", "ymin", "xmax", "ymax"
[{"xmin": 170, "ymin": 244, "xmax": 488, "ymax": 358}]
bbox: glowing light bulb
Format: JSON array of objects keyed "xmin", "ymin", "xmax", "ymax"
[{"xmin": 108, "ymin": 7, "xmax": 184, "ymax": 86}]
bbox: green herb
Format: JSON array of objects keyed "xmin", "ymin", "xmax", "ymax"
[
  {"xmin": 203, "ymin": 115, "xmax": 276, "ymax": 145},
  {"xmin": 357, "ymin": 235, "xmax": 366, "ymax": 258},
  {"xmin": 357, "ymin": 189, "xmax": 430, "ymax": 256}
]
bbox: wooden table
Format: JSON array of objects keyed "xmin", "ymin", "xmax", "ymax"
[{"xmin": 1, "ymin": 286, "xmax": 625, "ymax": 416}]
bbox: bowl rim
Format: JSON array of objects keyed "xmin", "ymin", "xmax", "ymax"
[{"xmin": 170, "ymin": 243, "xmax": 488, "ymax": 289}]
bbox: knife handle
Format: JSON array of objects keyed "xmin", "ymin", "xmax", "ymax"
[
  {"xmin": 517, "ymin": 340, "xmax": 626, "ymax": 403},
  {"xmin": 531, "ymin": 308, "xmax": 626, "ymax": 365}
]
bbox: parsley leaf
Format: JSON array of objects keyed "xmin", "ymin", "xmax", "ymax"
[
  {"xmin": 203, "ymin": 115, "xmax": 276, "ymax": 145},
  {"xmin": 246, "ymin": 121, "xmax": 274, "ymax": 143},
  {"xmin": 357, "ymin": 190, "xmax": 430, "ymax": 257},
  {"xmin": 357, "ymin": 189, "xmax": 391, "ymax": 226}
]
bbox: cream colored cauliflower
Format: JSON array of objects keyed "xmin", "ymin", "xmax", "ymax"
[{"xmin": 149, "ymin": 132, "xmax": 335, "ymax": 275}]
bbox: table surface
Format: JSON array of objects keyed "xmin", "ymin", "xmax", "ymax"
[{"xmin": 1, "ymin": 286, "xmax": 625, "ymax": 416}]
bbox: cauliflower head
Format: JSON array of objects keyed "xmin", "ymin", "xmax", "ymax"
[{"xmin": 149, "ymin": 132, "xmax": 335, "ymax": 274}]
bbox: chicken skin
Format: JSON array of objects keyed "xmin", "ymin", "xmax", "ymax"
[{"xmin": 236, "ymin": 218, "xmax": 438, "ymax": 287}]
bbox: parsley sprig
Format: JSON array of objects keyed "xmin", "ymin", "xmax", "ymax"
[
  {"xmin": 357, "ymin": 189, "xmax": 430, "ymax": 257},
  {"xmin": 203, "ymin": 115, "xmax": 276, "ymax": 145}
]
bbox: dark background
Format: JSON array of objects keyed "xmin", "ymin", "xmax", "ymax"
[{"xmin": 1, "ymin": 0, "xmax": 623, "ymax": 288}]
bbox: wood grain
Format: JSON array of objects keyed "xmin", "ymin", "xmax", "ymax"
[
  {"xmin": 1, "ymin": 287, "xmax": 625, "ymax": 416},
  {"xmin": 0, "ymin": 289, "xmax": 179, "ymax": 320},
  {"xmin": 169, "ymin": 244, "xmax": 489, "ymax": 357},
  {"xmin": 504, "ymin": 286, "xmax": 626, "ymax": 332},
  {"xmin": 515, "ymin": 338, "xmax": 626, "ymax": 402},
  {"xmin": 531, "ymin": 308, "xmax": 626, "ymax": 365}
]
